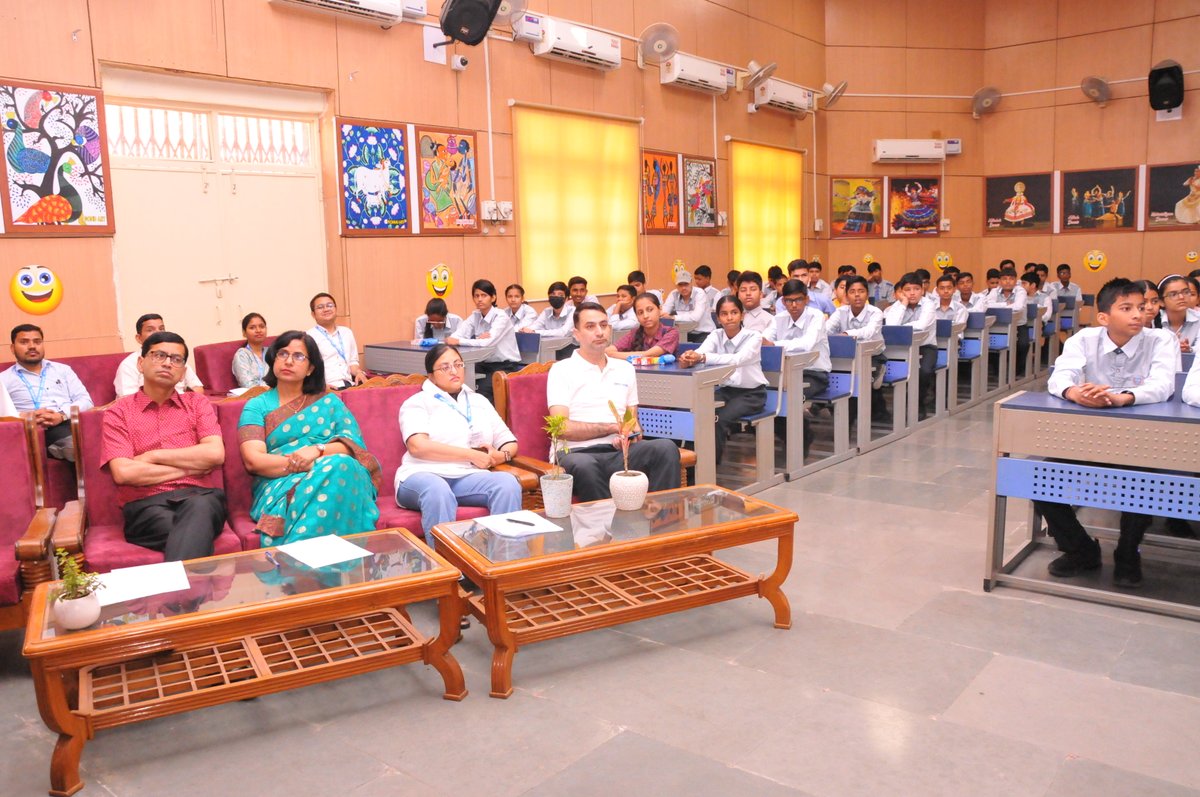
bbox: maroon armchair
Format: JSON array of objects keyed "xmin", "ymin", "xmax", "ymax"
[
  {"xmin": 0, "ymin": 417, "xmax": 57, "ymax": 630},
  {"xmin": 52, "ymin": 405, "xmax": 242, "ymax": 574},
  {"xmin": 195, "ymin": 338, "xmax": 276, "ymax": 396}
]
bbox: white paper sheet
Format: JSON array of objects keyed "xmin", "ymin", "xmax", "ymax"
[
  {"xmin": 275, "ymin": 534, "xmax": 371, "ymax": 569},
  {"xmin": 96, "ymin": 561, "xmax": 190, "ymax": 607},
  {"xmin": 474, "ymin": 510, "xmax": 562, "ymax": 538}
]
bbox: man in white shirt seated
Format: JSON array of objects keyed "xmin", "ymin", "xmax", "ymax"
[
  {"xmin": 737, "ymin": 271, "xmax": 774, "ymax": 333},
  {"xmin": 547, "ymin": 303, "xmax": 681, "ymax": 502},
  {"xmin": 1049, "ymin": 263, "xmax": 1084, "ymax": 302},
  {"xmin": 114, "ymin": 313, "xmax": 205, "ymax": 397},
  {"xmin": 693, "ymin": 265, "xmax": 721, "ymax": 307},
  {"xmin": 627, "ymin": 270, "xmax": 663, "ymax": 302},
  {"xmin": 4, "ymin": 324, "xmax": 93, "ymax": 461},
  {"xmin": 955, "ymin": 271, "xmax": 987, "ymax": 312},
  {"xmin": 567, "ymin": 276, "xmax": 600, "ymax": 309},
  {"xmin": 307, "ymin": 293, "xmax": 365, "ymax": 389},
  {"xmin": 607, "ymin": 284, "xmax": 639, "ymax": 335},
  {"xmin": 806, "ymin": 262, "xmax": 833, "ymax": 300},
  {"xmin": 883, "ymin": 272, "xmax": 938, "ymax": 419},
  {"xmin": 826, "ymin": 275, "xmax": 887, "ymax": 419},
  {"xmin": 662, "ymin": 270, "xmax": 715, "ymax": 342}
]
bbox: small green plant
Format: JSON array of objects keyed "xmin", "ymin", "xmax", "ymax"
[
  {"xmin": 51, "ymin": 548, "xmax": 101, "ymax": 602},
  {"xmin": 608, "ymin": 400, "xmax": 638, "ymax": 475},
  {"xmin": 543, "ymin": 414, "xmax": 570, "ymax": 477}
]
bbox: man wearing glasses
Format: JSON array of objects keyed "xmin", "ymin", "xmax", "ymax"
[
  {"xmin": 102, "ymin": 332, "xmax": 228, "ymax": 561},
  {"xmin": 114, "ymin": 313, "xmax": 205, "ymax": 397},
  {"xmin": 308, "ymin": 293, "xmax": 367, "ymax": 389}
]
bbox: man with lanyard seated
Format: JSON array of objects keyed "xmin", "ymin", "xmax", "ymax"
[
  {"xmin": 3, "ymin": 324, "xmax": 88, "ymax": 460},
  {"xmin": 307, "ymin": 292, "xmax": 366, "ymax": 389}
]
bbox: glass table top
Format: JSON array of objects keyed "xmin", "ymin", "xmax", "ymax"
[
  {"xmin": 434, "ymin": 486, "xmax": 784, "ymax": 565},
  {"xmin": 38, "ymin": 531, "xmax": 441, "ymax": 639}
]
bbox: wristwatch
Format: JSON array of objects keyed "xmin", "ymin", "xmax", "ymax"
[{"xmin": 316, "ymin": 443, "xmax": 326, "ymax": 456}]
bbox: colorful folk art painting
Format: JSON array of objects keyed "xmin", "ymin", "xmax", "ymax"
[
  {"xmin": 831, "ymin": 177, "xmax": 883, "ymax": 238},
  {"xmin": 642, "ymin": 150, "xmax": 680, "ymax": 234},
  {"xmin": 683, "ymin": 156, "xmax": 717, "ymax": 233},
  {"xmin": 1060, "ymin": 167, "xmax": 1137, "ymax": 232},
  {"xmin": 887, "ymin": 176, "xmax": 940, "ymax": 236},
  {"xmin": 417, "ymin": 127, "xmax": 479, "ymax": 234},
  {"xmin": 338, "ymin": 118, "xmax": 409, "ymax": 235},
  {"xmin": 984, "ymin": 173, "xmax": 1052, "ymax": 234},
  {"xmin": 0, "ymin": 81, "xmax": 114, "ymax": 236}
]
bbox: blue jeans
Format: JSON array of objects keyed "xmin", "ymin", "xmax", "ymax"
[{"xmin": 395, "ymin": 470, "xmax": 522, "ymax": 546}]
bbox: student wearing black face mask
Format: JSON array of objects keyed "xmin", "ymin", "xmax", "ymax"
[{"xmin": 521, "ymin": 281, "xmax": 575, "ymax": 338}]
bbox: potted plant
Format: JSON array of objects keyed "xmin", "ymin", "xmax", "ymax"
[
  {"xmin": 607, "ymin": 401, "xmax": 649, "ymax": 510},
  {"xmin": 540, "ymin": 414, "xmax": 573, "ymax": 518},
  {"xmin": 50, "ymin": 548, "xmax": 102, "ymax": 630}
]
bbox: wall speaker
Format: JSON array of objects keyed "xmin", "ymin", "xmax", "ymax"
[
  {"xmin": 440, "ymin": 0, "xmax": 502, "ymax": 46},
  {"xmin": 1149, "ymin": 59, "xmax": 1184, "ymax": 111}
]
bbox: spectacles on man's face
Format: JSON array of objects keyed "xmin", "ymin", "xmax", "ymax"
[
  {"xmin": 146, "ymin": 350, "xmax": 186, "ymax": 367},
  {"xmin": 1164, "ymin": 290, "xmax": 1190, "ymax": 300},
  {"xmin": 276, "ymin": 351, "xmax": 309, "ymax": 363},
  {"xmin": 782, "ymin": 296, "xmax": 806, "ymax": 305},
  {"xmin": 434, "ymin": 361, "xmax": 466, "ymax": 374},
  {"xmin": 313, "ymin": 303, "xmax": 336, "ymax": 311}
]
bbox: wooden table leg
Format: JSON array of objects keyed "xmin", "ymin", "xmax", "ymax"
[
  {"xmin": 424, "ymin": 589, "xmax": 467, "ymax": 701},
  {"xmin": 29, "ymin": 661, "xmax": 89, "ymax": 796},
  {"xmin": 481, "ymin": 583, "xmax": 518, "ymax": 699},
  {"xmin": 760, "ymin": 532, "xmax": 794, "ymax": 630}
]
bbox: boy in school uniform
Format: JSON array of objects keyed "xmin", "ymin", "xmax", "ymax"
[
  {"xmin": 1050, "ymin": 263, "xmax": 1084, "ymax": 302},
  {"xmin": 762, "ymin": 265, "xmax": 786, "ymax": 307},
  {"xmin": 826, "ymin": 275, "xmax": 888, "ymax": 420},
  {"xmin": 693, "ymin": 265, "xmax": 721, "ymax": 306},
  {"xmin": 866, "ymin": 261, "xmax": 894, "ymax": 307},
  {"xmin": 521, "ymin": 281, "xmax": 575, "ymax": 337},
  {"xmin": 607, "ymin": 284, "xmax": 640, "ymax": 334},
  {"xmin": 985, "ymin": 268, "xmax": 1001, "ymax": 292},
  {"xmin": 932, "ymin": 274, "xmax": 968, "ymax": 326},
  {"xmin": 662, "ymin": 270, "xmax": 716, "ymax": 342},
  {"xmin": 1022, "ymin": 272, "xmax": 1054, "ymax": 326},
  {"xmin": 955, "ymin": 271, "xmax": 987, "ymax": 311},
  {"xmin": 719, "ymin": 269, "xmax": 740, "ymax": 298},
  {"xmin": 789, "ymin": 259, "xmax": 834, "ymax": 315},
  {"xmin": 986, "ymin": 266, "xmax": 1030, "ymax": 376},
  {"xmin": 1036, "ymin": 278, "xmax": 1179, "ymax": 587},
  {"xmin": 883, "ymin": 272, "xmax": 938, "ymax": 419},
  {"xmin": 627, "ymin": 270, "xmax": 663, "ymax": 301},
  {"xmin": 568, "ymin": 275, "xmax": 599, "ymax": 308},
  {"xmin": 806, "ymin": 262, "xmax": 833, "ymax": 300},
  {"xmin": 736, "ymin": 271, "xmax": 775, "ymax": 333},
  {"xmin": 764, "ymin": 278, "xmax": 831, "ymax": 458}
]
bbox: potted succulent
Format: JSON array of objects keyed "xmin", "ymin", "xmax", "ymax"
[
  {"xmin": 608, "ymin": 401, "xmax": 649, "ymax": 510},
  {"xmin": 50, "ymin": 548, "xmax": 102, "ymax": 630},
  {"xmin": 540, "ymin": 414, "xmax": 573, "ymax": 518}
]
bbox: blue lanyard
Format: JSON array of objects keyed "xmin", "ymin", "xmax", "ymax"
[
  {"xmin": 434, "ymin": 392, "xmax": 472, "ymax": 425},
  {"xmin": 317, "ymin": 327, "xmax": 347, "ymax": 362},
  {"xmin": 247, "ymin": 345, "xmax": 265, "ymax": 379},
  {"xmin": 16, "ymin": 363, "xmax": 49, "ymax": 409}
]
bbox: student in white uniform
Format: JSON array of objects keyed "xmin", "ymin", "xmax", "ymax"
[
  {"xmin": 693, "ymin": 265, "xmax": 721, "ymax": 307},
  {"xmin": 1049, "ymin": 263, "xmax": 1084, "ymax": 302},
  {"xmin": 764, "ymin": 279, "xmax": 831, "ymax": 397},
  {"xmin": 413, "ymin": 298, "xmax": 464, "ymax": 342},
  {"xmin": 115, "ymin": 313, "xmax": 205, "ymax": 397},
  {"xmin": 627, "ymin": 270, "xmax": 663, "ymax": 302},
  {"xmin": 866, "ymin": 262, "xmax": 895, "ymax": 307},
  {"xmin": 736, "ymin": 271, "xmax": 774, "ymax": 333},
  {"xmin": 955, "ymin": 271, "xmax": 987, "ymax": 312},
  {"xmin": 607, "ymin": 284, "xmax": 639, "ymax": 335},
  {"xmin": 1021, "ymin": 272, "xmax": 1053, "ymax": 326},
  {"xmin": 932, "ymin": 273, "xmax": 969, "ymax": 326},
  {"xmin": 567, "ymin": 276, "xmax": 600, "ymax": 310},
  {"xmin": 446, "ymin": 279, "xmax": 521, "ymax": 403},
  {"xmin": 884, "ymin": 272, "xmax": 938, "ymax": 419},
  {"xmin": 521, "ymin": 281, "xmax": 576, "ymax": 337},
  {"xmin": 662, "ymin": 270, "xmax": 715, "ymax": 342},
  {"xmin": 1157, "ymin": 274, "xmax": 1200, "ymax": 354},
  {"xmin": 503, "ymin": 283, "xmax": 539, "ymax": 329}
]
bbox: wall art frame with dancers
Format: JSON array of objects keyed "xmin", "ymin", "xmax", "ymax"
[
  {"xmin": 1145, "ymin": 162, "xmax": 1200, "ymax": 231},
  {"xmin": 1060, "ymin": 167, "xmax": 1137, "ymax": 232},
  {"xmin": 642, "ymin": 149, "xmax": 681, "ymax": 234},
  {"xmin": 831, "ymin": 177, "xmax": 883, "ymax": 239},
  {"xmin": 887, "ymin": 176, "xmax": 940, "ymax": 236},
  {"xmin": 983, "ymin": 173, "xmax": 1052, "ymax": 235}
]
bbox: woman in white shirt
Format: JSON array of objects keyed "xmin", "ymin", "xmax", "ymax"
[
  {"xmin": 504, "ymin": 283, "xmax": 539, "ymax": 328},
  {"xmin": 395, "ymin": 344, "xmax": 522, "ymax": 546},
  {"xmin": 678, "ymin": 295, "xmax": 767, "ymax": 463},
  {"xmin": 447, "ymin": 279, "xmax": 522, "ymax": 402}
]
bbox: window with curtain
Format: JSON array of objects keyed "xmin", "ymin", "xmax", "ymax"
[
  {"xmin": 513, "ymin": 107, "xmax": 639, "ymax": 293},
  {"xmin": 730, "ymin": 141, "xmax": 804, "ymax": 273}
]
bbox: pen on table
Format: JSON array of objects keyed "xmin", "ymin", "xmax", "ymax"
[
  {"xmin": 506, "ymin": 518, "xmax": 535, "ymax": 526},
  {"xmin": 264, "ymin": 551, "xmax": 280, "ymax": 567}
]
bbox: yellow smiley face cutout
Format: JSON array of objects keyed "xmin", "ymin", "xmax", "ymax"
[
  {"xmin": 1187, "ymin": 250, "xmax": 1198, "ymax": 264},
  {"xmin": 862, "ymin": 253, "xmax": 874, "ymax": 265},
  {"xmin": 1083, "ymin": 249, "xmax": 1107, "ymax": 273},
  {"xmin": 426, "ymin": 263, "xmax": 452, "ymax": 299},
  {"xmin": 10, "ymin": 265, "xmax": 62, "ymax": 315},
  {"xmin": 934, "ymin": 251, "xmax": 953, "ymax": 271}
]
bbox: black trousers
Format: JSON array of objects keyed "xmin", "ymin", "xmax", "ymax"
[
  {"xmin": 559, "ymin": 439, "xmax": 681, "ymax": 502},
  {"xmin": 714, "ymin": 384, "xmax": 766, "ymax": 463},
  {"xmin": 123, "ymin": 486, "xmax": 228, "ymax": 562},
  {"xmin": 1033, "ymin": 500, "xmax": 1149, "ymax": 564},
  {"xmin": 474, "ymin": 360, "xmax": 523, "ymax": 403},
  {"xmin": 918, "ymin": 344, "xmax": 938, "ymax": 417}
]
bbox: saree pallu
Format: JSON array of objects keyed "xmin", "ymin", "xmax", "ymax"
[{"xmin": 239, "ymin": 390, "xmax": 381, "ymax": 546}]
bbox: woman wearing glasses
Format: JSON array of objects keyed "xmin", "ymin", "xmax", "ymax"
[
  {"xmin": 394, "ymin": 343, "xmax": 521, "ymax": 545},
  {"xmin": 1157, "ymin": 275, "xmax": 1200, "ymax": 354},
  {"xmin": 238, "ymin": 331, "xmax": 382, "ymax": 547}
]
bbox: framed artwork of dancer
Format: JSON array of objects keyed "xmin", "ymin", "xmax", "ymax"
[
  {"xmin": 642, "ymin": 150, "xmax": 681, "ymax": 234},
  {"xmin": 682, "ymin": 155, "xmax": 717, "ymax": 234},
  {"xmin": 1146, "ymin": 163, "xmax": 1200, "ymax": 231},
  {"xmin": 416, "ymin": 125, "xmax": 480, "ymax": 234},
  {"xmin": 984, "ymin": 173, "xmax": 1052, "ymax": 235},
  {"xmin": 1060, "ymin": 167, "xmax": 1137, "ymax": 232},
  {"xmin": 887, "ymin": 176, "xmax": 940, "ymax": 236},
  {"xmin": 831, "ymin": 177, "xmax": 883, "ymax": 238}
]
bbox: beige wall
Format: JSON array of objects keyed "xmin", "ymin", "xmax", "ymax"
[{"xmin": 0, "ymin": 1, "xmax": 1196, "ymax": 356}]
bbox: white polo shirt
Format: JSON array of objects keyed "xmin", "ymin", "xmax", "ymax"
[{"xmin": 546, "ymin": 352, "xmax": 638, "ymax": 449}]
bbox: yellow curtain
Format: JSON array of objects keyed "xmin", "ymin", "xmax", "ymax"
[
  {"xmin": 730, "ymin": 141, "xmax": 804, "ymax": 274},
  {"xmin": 513, "ymin": 107, "xmax": 639, "ymax": 293}
]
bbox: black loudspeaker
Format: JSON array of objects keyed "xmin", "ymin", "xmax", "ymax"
[
  {"xmin": 1148, "ymin": 60, "xmax": 1184, "ymax": 111},
  {"xmin": 440, "ymin": 0, "xmax": 502, "ymax": 46}
]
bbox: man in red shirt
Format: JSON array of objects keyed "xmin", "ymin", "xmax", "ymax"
[{"xmin": 101, "ymin": 332, "xmax": 227, "ymax": 561}]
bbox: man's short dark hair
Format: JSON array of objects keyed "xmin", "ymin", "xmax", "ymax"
[
  {"xmin": 999, "ymin": 266, "xmax": 1018, "ymax": 278},
  {"xmin": 308, "ymin": 293, "xmax": 335, "ymax": 312},
  {"xmin": 957, "ymin": 271, "xmax": 975, "ymax": 282},
  {"xmin": 935, "ymin": 274, "xmax": 956, "ymax": 286},
  {"xmin": 135, "ymin": 313, "xmax": 163, "ymax": 336},
  {"xmin": 140, "ymin": 330, "xmax": 189, "ymax": 363},
  {"xmin": 943, "ymin": 265, "xmax": 960, "ymax": 275},
  {"xmin": 567, "ymin": 275, "xmax": 588, "ymax": 289},
  {"xmin": 999, "ymin": 259, "xmax": 1015, "ymax": 269},
  {"xmin": 1023, "ymin": 261, "xmax": 1038, "ymax": 272},
  {"xmin": 837, "ymin": 264, "xmax": 857, "ymax": 276},
  {"xmin": 767, "ymin": 265, "xmax": 785, "ymax": 281},
  {"xmin": 914, "ymin": 268, "xmax": 931, "ymax": 282},
  {"xmin": 264, "ymin": 331, "xmax": 326, "ymax": 393},
  {"xmin": 726, "ymin": 268, "xmax": 741, "ymax": 282},
  {"xmin": 694, "ymin": 265, "xmax": 712, "ymax": 278},
  {"xmin": 571, "ymin": 301, "xmax": 607, "ymax": 328},
  {"xmin": 867, "ymin": 262, "xmax": 882, "ymax": 274},
  {"xmin": 986, "ymin": 268, "xmax": 1001, "ymax": 280},
  {"xmin": 616, "ymin": 284, "xmax": 636, "ymax": 298},
  {"xmin": 736, "ymin": 270, "xmax": 763, "ymax": 289},
  {"xmin": 895, "ymin": 272, "xmax": 922, "ymax": 291},
  {"xmin": 781, "ymin": 278, "xmax": 808, "ymax": 297},
  {"xmin": 11, "ymin": 323, "xmax": 42, "ymax": 343},
  {"xmin": 1020, "ymin": 273, "xmax": 1040, "ymax": 288},
  {"xmin": 1034, "ymin": 264, "xmax": 1049, "ymax": 277},
  {"xmin": 845, "ymin": 275, "xmax": 869, "ymax": 292},
  {"xmin": 627, "ymin": 270, "xmax": 647, "ymax": 284},
  {"xmin": 1096, "ymin": 278, "xmax": 1141, "ymax": 314},
  {"xmin": 787, "ymin": 258, "xmax": 807, "ymax": 273},
  {"xmin": 548, "ymin": 281, "xmax": 568, "ymax": 295},
  {"xmin": 833, "ymin": 275, "xmax": 852, "ymax": 292},
  {"xmin": 807, "ymin": 261, "xmax": 823, "ymax": 272}
]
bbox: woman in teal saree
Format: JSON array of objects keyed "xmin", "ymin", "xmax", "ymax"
[{"xmin": 238, "ymin": 330, "xmax": 381, "ymax": 547}]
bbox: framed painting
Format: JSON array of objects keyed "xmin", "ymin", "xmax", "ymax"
[
  {"xmin": 1146, "ymin": 162, "xmax": 1200, "ymax": 231},
  {"xmin": 337, "ymin": 117, "xmax": 411, "ymax": 236},
  {"xmin": 682, "ymin": 155, "xmax": 717, "ymax": 234},
  {"xmin": 642, "ymin": 149, "xmax": 681, "ymax": 234},
  {"xmin": 831, "ymin": 177, "xmax": 883, "ymax": 238},
  {"xmin": 984, "ymin": 173, "xmax": 1053, "ymax": 234},
  {"xmin": 1060, "ymin": 167, "xmax": 1137, "ymax": 232},
  {"xmin": 415, "ymin": 126, "xmax": 480, "ymax": 234},
  {"xmin": 887, "ymin": 176, "xmax": 940, "ymax": 236},
  {"xmin": 0, "ymin": 80, "xmax": 114, "ymax": 236}
]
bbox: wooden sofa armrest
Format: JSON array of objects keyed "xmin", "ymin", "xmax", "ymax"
[
  {"xmin": 16, "ymin": 506, "xmax": 59, "ymax": 592},
  {"xmin": 509, "ymin": 455, "xmax": 555, "ymax": 476},
  {"xmin": 51, "ymin": 499, "xmax": 85, "ymax": 557},
  {"xmin": 678, "ymin": 449, "xmax": 697, "ymax": 468},
  {"xmin": 493, "ymin": 463, "xmax": 539, "ymax": 491}
]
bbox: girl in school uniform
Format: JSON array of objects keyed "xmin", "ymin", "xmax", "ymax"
[
  {"xmin": 678, "ymin": 295, "xmax": 766, "ymax": 464},
  {"xmin": 607, "ymin": 292, "xmax": 679, "ymax": 358},
  {"xmin": 504, "ymin": 283, "xmax": 538, "ymax": 328},
  {"xmin": 413, "ymin": 298, "xmax": 463, "ymax": 342},
  {"xmin": 1157, "ymin": 274, "xmax": 1200, "ymax": 354}
]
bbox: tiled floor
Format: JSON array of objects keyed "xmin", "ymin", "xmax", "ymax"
[{"xmin": 4, "ymin": 399, "xmax": 1200, "ymax": 796}]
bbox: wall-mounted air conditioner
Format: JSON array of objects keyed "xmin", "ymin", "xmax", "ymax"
[
  {"xmin": 750, "ymin": 78, "xmax": 815, "ymax": 115},
  {"xmin": 872, "ymin": 139, "xmax": 947, "ymax": 162},
  {"xmin": 527, "ymin": 16, "xmax": 622, "ymax": 71},
  {"xmin": 660, "ymin": 53, "xmax": 729, "ymax": 95},
  {"xmin": 269, "ymin": 0, "xmax": 422, "ymax": 25}
]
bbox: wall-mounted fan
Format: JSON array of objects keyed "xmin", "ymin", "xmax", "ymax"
[
  {"xmin": 638, "ymin": 23, "xmax": 679, "ymax": 68},
  {"xmin": 496, "ymin": 0, "xmax": 526, "ymax": 25},
  {"xmin": 971, "ymin": 86, "xmax": 1001, "ymax": 119},
  {"xmin": 737, "ymin": 59, "xmax": 777, "ymax": 93},
  {"xmin": 1080, "ymin": 76, "xmax": 1110, "ymax": 107},
  {"xmin": 821, "ymin": 80, "xmax": 848, "ymax": 108}
]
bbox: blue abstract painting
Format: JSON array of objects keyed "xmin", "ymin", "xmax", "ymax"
[{"xmin": 338, "ymin": 118, "xmax": 409, "ymax": 234}]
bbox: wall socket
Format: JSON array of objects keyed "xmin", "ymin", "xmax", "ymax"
[{"xmin": 940, "ymin": 218, "xmax": 951, "ymax": 232}]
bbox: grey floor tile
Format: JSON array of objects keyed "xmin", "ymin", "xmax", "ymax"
[
  {"xmin": 1045, "ymin": 758, "xmax": 1200, "ymax": 797},
  {"xmin": 781, "ymin": 557, "xmax": 947, "ymax": 630},
  {"xmin": 1109, "ymin": 622, "xmax": 1200, "ymax": 699}
]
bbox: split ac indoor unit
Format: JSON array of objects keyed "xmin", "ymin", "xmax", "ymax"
[
  {"xmin": 269, "ymin": 0, "xmax": 424, "ymax": 25},
  {"xmin": 750, "ymin": 78, "xmax": 816, "ymax": 115},
  {"xmin": 660, "ymin": 52, "xmax": 730, "ymax": 95},
  {"xmin": 872, "ymin": 139, "xmax": 947, "ymax": 162},
  {"xmin": 519, "ymin": 16, "xmax": 622, "ymax": 71}
]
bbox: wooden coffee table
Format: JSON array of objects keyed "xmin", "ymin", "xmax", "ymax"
[
  {"xmin": 431, "ymin": 485, "xmax": 798, "ymax": 698},
  {"xmin": 22, "ymin": 530, "xmax": 466, "ymax": 797}
]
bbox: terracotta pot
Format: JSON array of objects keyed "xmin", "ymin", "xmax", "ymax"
[
  {"xmin": 540, "ymin": 473, "xmax": 574, "ymax": 518},
  {"xmin": 53, "ymin": 592, "xmax": 101, "ymax": 630},
  {"xmin": 609, "ymin": 470, "xmax": 649, "ymax": 511}
]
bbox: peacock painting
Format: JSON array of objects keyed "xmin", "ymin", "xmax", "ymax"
[{"xmin": 0, "ymin": 81, "xmax": 113, "ymax": 235}]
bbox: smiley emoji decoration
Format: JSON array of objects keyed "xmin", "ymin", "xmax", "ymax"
[
  {"xmin": 933, "ymin": 251, "xmax": 953, "ymax": 271},
  {"xmin": 426, "ymin": 263, "xmax": 452, "ymax": 299},
  {"xmin": 1083, "ymin": 249, "xmax": 1107, "ymax": 273},
  {"xmin": 10, "ymin": 266, "xmax": 62, "ymax": 315},
  {"xmin": 1186, "ymin": 250, "xmax": 1198, "ymax": 264},
  {"xmin": 862, "ymin": 253, "xmax": 874, "ymax": 266}
]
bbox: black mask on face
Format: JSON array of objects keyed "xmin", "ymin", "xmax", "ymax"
[{"xmin": 548, "ymin": 295, "xmax": 566, "ymax": 310}]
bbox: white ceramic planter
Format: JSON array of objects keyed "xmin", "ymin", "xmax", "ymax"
[
  {"xmin": 609, "ymin": 470, "xmax": 649, "ymax": 511},
  {"xmin": 53, "ymin": 592, "xmax": 101, "ymax": 630},
  {"xmin": 540, "ymin": 473, "xmax": 574, "ymax": 518}
]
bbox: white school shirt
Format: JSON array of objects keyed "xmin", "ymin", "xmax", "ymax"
[
  {"xmin": 1160, "ymin": 308, "xmax": 1200, "ymax": 348},
  {"xmin": 308, "ymin": 325, "xmax": 359, "ymax": 387},
  {"xmin": 809, "ymin": 279, "xmax": 833, "ymax": 299},
  {"xmin": 1182, "ymin": 346, "xmax": 1200, "ymax": 406},
  {"xmin": 506, "ymin": 303, "xmax": 538, "ymax": 329},
  {"xmin": 114, "ymin": 351, "xmax": 204, "ymax": 397},
  {"xmin": 394, "ymin": 379, "xmax": 517, "ymax": 488},
  {"xmin": 695, "ymin": 327, "xmax": 767, "ymax": 389},
  {"xmin": 546, "ymin": 352, "xmax": 638, "ymax": 449},
  {"xmin": 867, "ymin": 279, "xmax": 895, "ymax": 306},
  {"xmin": 1030, "ymin": 291, "xmax": 1054, "ymax": 325},
  {"xmin": 662, "ymin": 289, "xmax": 715, "ymax": 333},
  {"xmin": 454, "ymin": 306, "xmax": 520, "ymax": 363},
  {"xmin": 825, "ymin": 304, "xmax": 884, "ymax": 343},
  {"xmin": 1049, "ymin": 280, "xmax": 1083, "ymax": 302},
  {"xmin": 1047, "ymin": 327, "xmax": 1177, "ymax": 405},
  {"xmin": 763, "ymin": 306, "xmax": 831, "ymax": 372},
  {"xmin": 1144, "ymin": 326, "xmax": 1184, "ymax": 371},
  {"xmin": 741, "ymin": 305, "xmax": 775, "ymax": 334},
  {"xmin": 528, "ymin": 305, "xmax": 575, "ymax": 337},
  {"xmin": 883, "ymin": 299, "xmax": 937, "ymax": 347},
  {"xmin": 958, "ymin": 291, "xmax": 987, "ymax": 312},
  {"xmin": 700, "ymin": 285, "xmax": 721, "ymax": 306},
  {"xmin": 984, "ymin": 286, "xmax": 1029, "ymax": 325},
  {"xmin": 932, "ymin": 300, "xmax": 969, "ymax": 327},
  {"xmin": 412, "ymin": 313, "xmax": 463, "ymax": 341},
  {"xmin": 607, "ymin": 304, "xmax": 639, "ymax": 334}
]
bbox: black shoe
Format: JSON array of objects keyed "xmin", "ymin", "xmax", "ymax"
[
  {"xmin": 1113, "ymin": 555, "xmax": 1142, "ymax": 588},
  {"xmin": 1048, "ymin": 546, "xmax": 1101, "ymax": 578}
]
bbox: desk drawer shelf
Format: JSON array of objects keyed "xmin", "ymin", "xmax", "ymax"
[{"xmin": 996, "ymin": 458, "xmax": 1200, "ymax": 520}]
